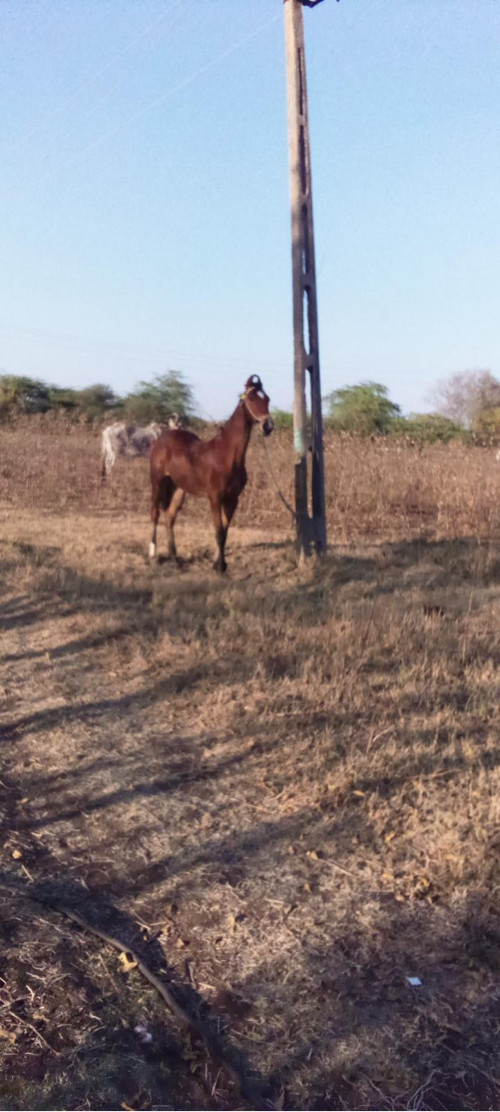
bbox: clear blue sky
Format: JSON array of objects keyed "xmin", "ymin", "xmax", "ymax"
[{"xmin": 1, "ymin": 0, "xmax": 499, "ymax": 419}]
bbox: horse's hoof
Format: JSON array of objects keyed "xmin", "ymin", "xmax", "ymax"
[
  {"xmin": 213, "ymin": 560, "xmax": 227, "ymax": 574},
  {"xmin": 149, "ymin": 542, "xmax": 156, "ymax": 559}
]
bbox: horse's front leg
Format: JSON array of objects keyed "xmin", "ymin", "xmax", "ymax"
[{"xmin": 210, "ymin": 497, "xmax": 228, "ymax": 573}]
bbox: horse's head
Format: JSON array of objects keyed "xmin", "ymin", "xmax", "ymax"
[{"xmin": 241, "ymin": 375, "xmax": 274, "ymax": 437}]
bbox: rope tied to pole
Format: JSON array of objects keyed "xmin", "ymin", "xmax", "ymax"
[{"xmin": 261, "ymin": 435, "xmax": 298, "ymax": 521}]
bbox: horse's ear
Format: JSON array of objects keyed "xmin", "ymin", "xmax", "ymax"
[{"xmin": 247, "ymin": 374, "xmax": 261, "ymax": 389}]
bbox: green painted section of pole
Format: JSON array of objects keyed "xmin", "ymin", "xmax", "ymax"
[{"xmin": 283, "ymin": 0, "xmax": 327, "ymax": 558}]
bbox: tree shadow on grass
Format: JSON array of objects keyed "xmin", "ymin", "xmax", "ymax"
[
  {"xmin": 233, "ymin": 886, "xmax": 500, "ymax": 1110},
  {"xmin": 1, "ymin": 625, "xmax": 133, "ymax": 664},
  {"xmin": 21, "ymin": 738, "xmax": 282, "ymax": 834},
  {"xmin": 0, "ymin": 596, "xmax": 51, "ymax": 632},
  {"xmin": 3, "ymin": 725, "xmax": 500, "ymax": 1110},
  {"xmin": 0, "ymin": 649, "xmax": 255, "ymax": 742},
  {"xmin": 0, "ymin": 864, "xmax": 269, "ymax": 1111},
  {"xmin": 2, "ymin": 533, "xmax": 498, "ymax": 645},
  {"xmin": 3, "ymin": 532, "xmax": 500, "ymax": 1107}
]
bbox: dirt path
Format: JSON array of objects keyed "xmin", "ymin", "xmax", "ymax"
[{"xmin": 2, "ymin": 508, "xmax": 500, "ymax": 1109}]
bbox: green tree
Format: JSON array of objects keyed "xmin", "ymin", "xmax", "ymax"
[
  {"xmin": 270, "ymin": 408, "xmax": 293, "ymax": 430},
  {"xmin": 389, "ymin": 413, "xmax": 464, "ymax": 444},
  {"xmin": 324, "ymin": 381, "xmax": 400, "ymax": 435},
  {"xmin": 473, "ymin": 406, "xmax": 500, "ymax": 442},
  {"xmin": 124, "ymin": 370, "xmax": 195, "ymax": 424},
  {"xmin": 47, "ymin": 385, "xmax": 79, "ymax": 411},
  {"xmin": 0, "ymin": 374, "xmax": 51, "ymax": 419},
  {"xmin": 75, "ymin": 383, "xmax": 120, "ymax": 421}
]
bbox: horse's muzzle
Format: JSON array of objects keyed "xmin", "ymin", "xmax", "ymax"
[{"xmin": 262, "ymin": 416, "xmax": 274, "ymax": 437}]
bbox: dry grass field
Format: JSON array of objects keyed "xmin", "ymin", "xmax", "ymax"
[{"xmin": 1, "ymin": 421, "xmax": 500, "ymax": 1110}]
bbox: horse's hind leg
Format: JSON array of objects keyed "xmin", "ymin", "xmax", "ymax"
[
  {"xmin": 149, "ymin": 477, "xmax": 162, "ymax": 559},
  {"xmin": 151, "ymin": 475, "xmax": 178, "ymax": 559},
  {"xmin": 164, "ymin": 487, "xmax": 185, "ymax": 560}
]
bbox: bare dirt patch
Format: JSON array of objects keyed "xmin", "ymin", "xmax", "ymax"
[{"xmin": 1, "ymin": 429, "xmax": 500, "ymax": 1109}]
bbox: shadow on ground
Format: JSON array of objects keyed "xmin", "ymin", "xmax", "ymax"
[{"xmin": 1, "ymin": 532, "xmax": 500, "ymax": 1108}]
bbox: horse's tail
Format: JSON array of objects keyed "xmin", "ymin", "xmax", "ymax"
[{"xmin": 158, "ymin": 475, "xmax": 176, "ymax": 511}]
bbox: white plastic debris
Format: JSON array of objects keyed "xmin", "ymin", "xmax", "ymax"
[
  {"xmin": 406, "ymin": 976, "xmax": 422, "ymax": 986},
  {"xmin": 134, "ymin": 1024, "xmax": 153, "ymax": 1043}
]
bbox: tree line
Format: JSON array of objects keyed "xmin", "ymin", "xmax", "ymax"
[
  {"xmin": 1, "ymin": 367, "xmax": 500, "ymax": 444},
  {"xmin": 0, "ymin": 370, "xmax": 196, "ymax": 425},
  {"xmin": 267, "ymin": 370, "xmax": 500, "ymax": 444},
  {"xmin": 325, "ymin": 370, "xmax": 500, "ymax": 442}
]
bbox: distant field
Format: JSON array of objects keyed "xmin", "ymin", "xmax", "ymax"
[
  {"xmin": 1, "ymin": 424, "xmax": 500, "ymax": 1110},
  {"xmin": 2, "ymin": 419, "xmax": 500, "ymax": 541}
]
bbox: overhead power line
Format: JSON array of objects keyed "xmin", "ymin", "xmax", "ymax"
[
  {"xmin": 36, "ymin": 10, "xmax": 281, "ymax": 188},
  {"xmin": 0, "ymin": 322, "xmax": 291, "ymax": 376},
  {"xmin": 9, "ymin": 0, "xmax": 190, "ymax": 153},
  {"xmin": 28, "ymin": 0, "xmax": 198, "ymax": 159}
]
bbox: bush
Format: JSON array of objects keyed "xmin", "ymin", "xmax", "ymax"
[
  {"xmin": 324, "ymin": 381, "xmax": 400, "ymax": 435},
  {"xmin": 75, "ymin": 384, "xmax": 120, "ymax": 422},
  {"xmin": 473, "ymin": 407, "xmax": 500, "ymax": 443},
  {"xmin": 47, "ymin": 386, "xmax": 79, "ymax": 412},
  {"xmin": 389, "ymin": 413, "xmax": 465, "ymax": 444},
  {"xmin": 270, "ymin": 408, "xmax": 293, "ymax": 431},
  {"xmin": 124, "ymin": 370, "xmax": 195, "ymax": 424},
  {"xmin": 0, "ymin": 374, "xmax": 51, "ymax": 420}
]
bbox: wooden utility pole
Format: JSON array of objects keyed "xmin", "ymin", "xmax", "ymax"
[{"xmin": 284, "ymin": 0, "xmax": 327, "ymax": 559}]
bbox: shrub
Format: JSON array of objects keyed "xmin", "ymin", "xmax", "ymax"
[
  {"xmin": 324, "ymin": 381, "xmax": 400, "ymax": 435},
  {"xmin": 270, "ymin": 408, "xmax": 293, "ymax": 431},
  {"xmin": 124, "ymin": 370, "xmax": 196, "ymax": 424},
  {"xmin": 389, "ymin": 413, "xmax": 465, "ymax": 444},
  {"xmin": 473, "ymin": 407, "xmax": 500, "ymax": 443},
  {"xmin": 0, "ymin": 374, "xmax": 51, "ymax": 419},
  {"xmin": 75, "ymin": 384, "xmax": 120, "ymax": 422}
]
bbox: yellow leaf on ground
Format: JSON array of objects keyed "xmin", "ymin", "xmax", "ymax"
[
  {"xmin": 118, "ymin": 952, "xmax": 138, "ymax": 972},
  {"xmin": 12, "ymin": 849, "xmax": 22, "ymax": 859},
  {"xmin": 0, "ymin": 1027, "xmax": 17, "ymax": 1044}
]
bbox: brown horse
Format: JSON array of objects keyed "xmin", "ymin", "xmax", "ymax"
[{"xmin": 149, "ymin": 375, "xmax": 274, "ymax": 572}]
